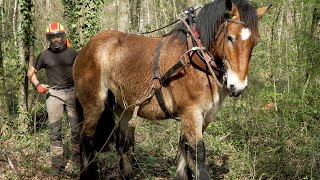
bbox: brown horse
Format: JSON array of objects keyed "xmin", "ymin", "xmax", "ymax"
[{"xmin": 73, "ymin": 0, "xmax": 270, "ymax": 179}]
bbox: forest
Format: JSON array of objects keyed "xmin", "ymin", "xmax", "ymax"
[{"xmin": 0, "ymin": 0, "xmax": 319, "ymax": 179}]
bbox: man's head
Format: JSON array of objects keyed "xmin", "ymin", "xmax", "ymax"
[{"xmin": 46, "ymin": 22, "xmax": 66, "ymax": 50}]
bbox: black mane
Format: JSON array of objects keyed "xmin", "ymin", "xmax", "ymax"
[{"xmin": 168, "ymin": 0, "xmax": 258, "ymax": 49}]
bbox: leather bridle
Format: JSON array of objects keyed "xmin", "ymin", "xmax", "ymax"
[
  {"xmin": 151, "ymin": 8, "xmax": 247, "ymax": 117},
  {"xmin": 184, "ymin": 15, "xmax": 247, "ymax": 89}
]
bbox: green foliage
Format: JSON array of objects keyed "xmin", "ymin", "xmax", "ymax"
[
  {"xmin": 19, "ymin": 0, "xmax": 35, "ymax": 47},
  {"xmin": 2, "ymin": 40, "xmax": 20, "ymax": 116},
  {"xmin": 62, "ymin": 1, "xmax": 81, "ymax": 48},
  {"xmin": 0, "ymin": 0, "xmax": 319, "ymax": 179},
  {"xmin": 62, "ymin": 0, "xmax": 104, "ymax": 49}
]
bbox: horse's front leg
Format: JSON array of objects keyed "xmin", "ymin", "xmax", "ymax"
[{"xmin": 177, "ymin": 109, "xmax": 210, "ymax": 180}]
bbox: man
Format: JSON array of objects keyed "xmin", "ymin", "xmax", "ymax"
[{"xmin": 27, "ymin": 22, "xmax": 80, "ymax": 173}]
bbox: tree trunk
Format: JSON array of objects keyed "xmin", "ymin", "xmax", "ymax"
[
  {"xmin": 0, "ymin": 0, "xmax": 8, "ymax": 128},
  {"xmin": 129, "ymin": 0, "xmax": 142, "ymax": 32},
  {"xmin": 13, "ymin": 0, "xmax": 18, "ymax": 45},
  {"xmin": 311, "ymin": 7, "xmax": 320, "ymax": 34},
  {"xmin": 17, "ymin": 1, "xmax": 29, "ymax": 130},
  {"xmin": 79, "ymin": 4, "xmax": 85, "ymax": 46},
  {"xmin": 27, "ymin": 46, "xmax": 34, "ymax": 111},
  {"xmin": 309, "ymin": 6, "xmax": 320, "ymax": 76},
  {"xmin": 117, "ymin": 0, "xmax": 130, "ymax": 32},
  {"xmin": 46, "ymin": 0, "xmax": 51, "ymax": 21}
]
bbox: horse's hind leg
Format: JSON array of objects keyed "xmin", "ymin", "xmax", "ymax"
[
  {"xmin": 93, "ymin": 90, "xmax": 116, "ymax": 151},
  {"xmin": 79, "ymin": 92, "xmax": 110, "ymax": 180},
  {"xmin": 176, "ymin": 109, "xmax": 210, "ymax": 180},
  {"xmin": 115, "ymin": 108, "xmax": 135, "ymax": 179}
]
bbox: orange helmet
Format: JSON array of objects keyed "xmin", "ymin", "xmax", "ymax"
[
  {"xmin": 46, "ymin": 22, "xmax": 65, "ymax": 34},
  {"xmin": 46, "ymin": 22, "xmax": 67, "ymax": 50}
]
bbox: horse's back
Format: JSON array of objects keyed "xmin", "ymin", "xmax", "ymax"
[
  {"xmin": 73, "ymin": 30, "xmax": 160, "ymax": 105},
  {"xmin": 74, "ymin": 30, "xmax": 158, "ymax": 74}
]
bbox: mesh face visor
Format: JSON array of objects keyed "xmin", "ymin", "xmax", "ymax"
[{"xmin": 46, "ymin": 32, "xmax": 66, "ymax": 49}]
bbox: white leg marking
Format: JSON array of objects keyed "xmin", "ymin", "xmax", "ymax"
[
  {"xmin": 177, "ymin": 157, "xmax": 187, "ymax": 177},
  {"xmin": 241, "ymin": 28, "xmax": 251, "ymax": 40}
]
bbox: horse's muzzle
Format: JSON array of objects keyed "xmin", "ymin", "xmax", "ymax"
[
  {"xmin": 227, "ymin": 85, "xmax": 245, "ymax": 97},
  {"xmin": 224, "ymin": 70, "xmax": 248, "ymax": 97}
]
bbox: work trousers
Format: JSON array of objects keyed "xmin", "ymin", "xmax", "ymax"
[{"xmin": 46, "ymin": 88, "xmax": 80, "ymax": 168}]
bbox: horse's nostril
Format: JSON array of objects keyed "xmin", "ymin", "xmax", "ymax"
[{"xmin": 229, "ymin": 84, "xmax": 235, "ymax": 91}]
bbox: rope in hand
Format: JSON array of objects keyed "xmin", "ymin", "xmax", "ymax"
[{"xmin": 32, "ymin": 75, "xmax": 81, "ymax": 172}]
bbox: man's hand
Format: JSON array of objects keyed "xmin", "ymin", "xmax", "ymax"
[{"xmin": 36, "ymin": 83, "xmax": 49, "ymax": 94}]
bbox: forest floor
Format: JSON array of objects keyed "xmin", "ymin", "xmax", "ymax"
[
  {"xmin": 0, "ymin": 118, "xmax": 229, "ymax": 180},
  {"xmin": 1, "ymin": 99, "xmax": 319, "ymax": 180}
]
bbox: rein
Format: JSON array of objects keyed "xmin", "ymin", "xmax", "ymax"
[{"xmin": 140, "ymin": 19, "xmax": 180, "ymax": 35}]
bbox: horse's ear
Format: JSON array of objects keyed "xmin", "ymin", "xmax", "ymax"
[
  {"xmin": 256, "ymin": 4, "xmax": 272, "ymax": 19},
  {"xmin": 226, "ymin": 0, "xmax": 233, "ymax": 12}
]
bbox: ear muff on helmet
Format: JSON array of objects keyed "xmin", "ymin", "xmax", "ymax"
[{"xmin": 46, "ymin": 22, "xmax": 67, "ymax": 50}]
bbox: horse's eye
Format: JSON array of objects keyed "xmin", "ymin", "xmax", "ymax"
[{"xmin": 227, "ymin": 36, "xmax": 235, "ymax": 44}]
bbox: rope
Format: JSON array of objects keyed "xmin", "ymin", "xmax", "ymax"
[
  {"xmin": 78, "ymin": 89, "xmax": 155, "ymax": 178},
  {"xmin": 48, "ymin": 75, "xmax": 72, "ymax": 89},
  {"xmin": 140, "ymin": 19, "xmax": 180, "ymax": 35},
  {"xmin": 77, "ymin": 85, "xmax": 186, "ymax": 178},
  {"xmin": 33, "ymin": 93, "xmax": 40, "ymax": 174}
]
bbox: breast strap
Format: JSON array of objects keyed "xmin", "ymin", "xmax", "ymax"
[{"xmin": 152, "ymin": 37, "xmax": 187, "ymax": 118}]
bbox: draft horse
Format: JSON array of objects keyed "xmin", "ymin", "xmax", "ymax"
[{"xmin": 73, "ymin": 0, "xmax": 270, "ymax": 179}]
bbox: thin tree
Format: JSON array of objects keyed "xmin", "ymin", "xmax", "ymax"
[
  {"xmin": 17, "ymin": 0, "xmax": 34, "ymax": 130},
  {"xmin": 0, "ymin": 0, "xmax": 8, "ymax": 128},
  {"xmin": 129, "ymin": 0, "xmax": 142, "ymax": 32},
  {"xmin": 117, "ymin": 0, "xmax": 130, "ymax": 32}
]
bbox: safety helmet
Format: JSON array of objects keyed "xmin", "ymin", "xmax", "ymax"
[{"xmin": 46, "ymin": 22, "xmax": 67, "ymax": 50}]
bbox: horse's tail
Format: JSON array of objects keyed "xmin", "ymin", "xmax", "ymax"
[
  {"xmin": 93, "ymin": 90, "xmax": 116, "ymax": 151},
  {"xmin": 77, "ymin": 90, "xmax": 116, "ymax": 179},
  {"xmin": 76, "ymin": 90, "xmax": 116, "ymax": 152}
]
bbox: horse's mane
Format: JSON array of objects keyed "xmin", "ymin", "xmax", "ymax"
[{"xmin": 167, "ymin": 0, "xmax": 258, "ymax": 49}]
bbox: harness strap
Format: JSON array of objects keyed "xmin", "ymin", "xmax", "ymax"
[
  {"xmin": 191, "ymin": 26, "xmax": 225, "ymax": 75},
  {"xmin": 152, "ymin": 37, "xmax": 175, "ymax": 118},
  {"xmin": 153, "ymin": 86, "xmax": 172, "ymax": 117},
  {"xmin": 153, "ymin": 37, "xmax": 167, "ymax": 79},
  {"xmin": 160, "ymin": 59, "xmax": 186, "ymax": 85},
  {"xmin": 180, "ymin": 18, "xmax": 224, "ymax": 89}
]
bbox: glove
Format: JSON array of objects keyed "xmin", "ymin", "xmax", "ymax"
[{"xmin": 36, "ymin": 83, "xmax": 49, "ymax": 94}]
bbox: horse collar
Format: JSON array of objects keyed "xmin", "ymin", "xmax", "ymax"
[{"xmin": 189, "ymin": 25, "xmax": 226, "ymax": 77}]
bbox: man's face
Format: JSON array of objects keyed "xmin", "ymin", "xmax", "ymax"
[
  {"xmin": 50, "ymin": 36, "xmax": 62, "ymax": 46},
  {"xmin": 47, "ymin": 33, "xmax": 66, "ymax": 49}
]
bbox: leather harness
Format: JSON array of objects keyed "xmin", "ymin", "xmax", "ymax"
[
  {"xmin": 152, "ymin": 29, "xmax": 223, "ymax": 118},
  {"xmin": 151, "ymin": 8, "xmax": 246, "ymax": 117},
  {"xmin": 152, "ymin": 37, "xmax": 187, "ymax": 118}
]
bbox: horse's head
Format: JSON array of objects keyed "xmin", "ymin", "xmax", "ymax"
[
  {"xmin": 196, "ymin": 0, "xmax": 270, "ymax": 97},
  {"xmin": 218, "ymin": 0, "xmax": 270, "ymax": 97}
]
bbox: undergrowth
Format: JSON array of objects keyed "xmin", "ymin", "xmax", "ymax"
[{"xmin": 1, "ymin": 75, "xmax": 319, "ymax": 179}]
